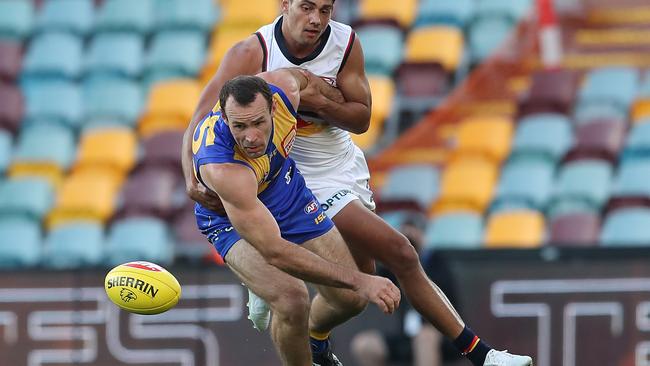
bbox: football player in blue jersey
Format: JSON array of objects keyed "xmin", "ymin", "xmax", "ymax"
[{"xmin": 192, "ymin": 67, "xmax": 401, "ymax": 366}]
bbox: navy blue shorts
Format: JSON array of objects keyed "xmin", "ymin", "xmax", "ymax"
[{"xmin": 194, "ymin": 159, "xmax": 334, "ymax": 260}]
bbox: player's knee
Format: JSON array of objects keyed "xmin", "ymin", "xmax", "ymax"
[
  {"xmin": 269, "ymin": 286, "xmax": 310, "ymax": 322},
  {"xmin": 386, "ymin": 233, "xmax": 420, "ymax": 273}
]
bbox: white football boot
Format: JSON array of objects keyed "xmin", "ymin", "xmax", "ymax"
[
  {"xmin": 484, "ymin": 350, "xmax": 533, "ymax": 366},
  {"xmin": 246, "ymin": 288, "xmax": 270, "ymax": 331}
]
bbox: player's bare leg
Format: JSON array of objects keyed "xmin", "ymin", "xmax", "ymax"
[{"xmin": 225, "ymin": 239, "xmax": 312, "ymax": 366}]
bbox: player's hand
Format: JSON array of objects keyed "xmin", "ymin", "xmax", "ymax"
[
  {"xmin": 355, "ymin": 274, "xmax": 401, "ymax": 314},
  {"xmin": 186, "ymin": 174, "xmax": 227, "ymax": 215}
]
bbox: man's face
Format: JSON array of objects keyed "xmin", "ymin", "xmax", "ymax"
[
  {"xmin": 223, "ymin": 94, "xmax": 275, "ymax": 159},
  {"xmin": 282, "ymin": 0, "xmax": 334, "ymax": 47}
]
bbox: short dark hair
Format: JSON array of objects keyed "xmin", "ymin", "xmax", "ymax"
[{"xmin": 219, "ymin": 75, "xmax": 273, "ymax": 119}]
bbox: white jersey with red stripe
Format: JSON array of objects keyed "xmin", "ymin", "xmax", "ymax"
[{"xmin": 255, "ymin": 16, "xmax": 357, "ymax": 176}]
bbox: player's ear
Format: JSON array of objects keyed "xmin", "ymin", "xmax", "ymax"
[
  {"xmin": 281, "ymin": 0, "xmax": 290, "ymax": 14},
  {"xmin": 270, "ymin": 99, "xmax": 278, "ymax": 117},
  {"xmin": 220, "ymin": 108, "xmax": 228, "ymax": 123}
]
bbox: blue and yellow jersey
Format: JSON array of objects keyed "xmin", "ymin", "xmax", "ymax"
[{"xmin": 192, "ymin": 84, "xmax": 298, "ymax": 195}]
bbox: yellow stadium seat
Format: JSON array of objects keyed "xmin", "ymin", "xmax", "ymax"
[
  {"xmin": 351, "ymin": 75, "xmax": 395, "ymax": 151},
  {"xmin": 632, "ymin": 98, "xmax": 650, "ymax": 123},
  {"xmin": 47, "ymin": 168, "xmax": 123, "ymax": 228},
  {"xmin": 8, "ymin": 163, "xmax": 63, "ymax": 189},
  {"xmin": 139, "ymin": 79, "xmax": 201, "ymax": 138},
  {"xmin": 484, "ymin": 210, "xmax": 545, "ymax": 248},
  {"xmin": 220, "ymin": 0, "xmax": 279, "ymax": 28},
  {"xmin": 453, "ymin": 116, "xmax": 513, "ymax": 162},
  {"xmin": 432, "ymin": 158, "xmax": 497, "ymax": 214},
  {"xmin": 405, "ymin": 26, "xmax": 464, "ymax": 71},
  {"xmin": 75, "ymin": 127, "xmax": 137, "ymax": 175},
  {"xmin": 202, "ymin": 24, "xmax": 261, "ymax": 85},
  {"xmin": 358, "ymin": 0, "xmax": 417, "ymax": 28}
]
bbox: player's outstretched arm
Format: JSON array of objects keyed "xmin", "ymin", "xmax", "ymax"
[
  {"xmin": 199, "ymin": 163, "xmax": 401, "ymax": 314},
  {"xmin": 298, "ymin": 36, "xmax": 372, "ymax": 134},
  {"xmin": 181, "ymin": 36, "xmax": 263, "ymax": 212}
]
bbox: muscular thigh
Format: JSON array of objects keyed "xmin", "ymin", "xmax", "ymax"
[{"xmin": 225, "ymin": 239, "xmax": 306, "ymax": 304}]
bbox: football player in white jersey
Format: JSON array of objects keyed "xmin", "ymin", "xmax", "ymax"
[{"xmin": 181, "ymin": 1, "xmax": 533, "ymax": 366}]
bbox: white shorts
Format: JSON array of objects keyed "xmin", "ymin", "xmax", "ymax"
[{"xmin": 299, "ymin": 146, "xmax": 376, "ymax": 218}]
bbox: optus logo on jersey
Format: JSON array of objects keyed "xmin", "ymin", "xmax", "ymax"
[{"xmin": 304, "ymin": 200, "xmax": 319, "ymax": 214}]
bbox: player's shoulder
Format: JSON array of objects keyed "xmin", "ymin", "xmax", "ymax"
[
  {"xmin": 328, "ymin": 19, "xmax": 353, "ymax": 34},
  {"xmin": 228, "ymin": 34, "xmax": 264, "ymax": 61}
]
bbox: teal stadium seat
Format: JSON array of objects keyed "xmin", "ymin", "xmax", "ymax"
[
  {"xmin": 612, "ymin": 159, "xmax": 650, "ymax": 198},
  {"xmin": 0, "ymin": 178, "xmax": 54, "ymax": 220},
  {"xmin": 475, "ymin": 0, "xmax": 533, "ymax": 21},
  {"xmin": 83, "ymin": 78, "xmax": 143, "ymax": 128},
  {"xmin": 492, "ymin": 158, "xmax": 554, "ymax": 212},
  {"xmin": 154, "ymin": 0, "xmax": 217, "ymax": 33},
  {"xmin": 574, "ymin": 102, "xmax": 627, "ymax": 126},
  {"xmin": 0, "ymin": 217, "xmax": 41, "ymax": 268},
  {"xmin": 468, "ymin": 15, "xmax": 513, "ymax": 63},
  {"xmin": 0, "ymin": 130, "xmax": 11, "ymax": 173},
  {"xmin": 576, "ymin": 67, "xmax": 639, "ymax": 118},
  {"xmin": 85, "ymin": 33, "xmax": 145, "ymax": 79},
  {"xmin": 357, "ymin": 25, "xmax": 403, "ymax": 76},
  {"xmin": 380, "ymin": 164, "xmax": 439, "ymax": 209},
  {"xmin": 13, "ymin": 123, "xmax": 76, "ymax": 169},
  {"xmin": 424, "ymin": 212, "xmax": 483, "ymax": 249},
  {"xmin": 622, "ymin": 120, "xmax": 650, "ymax": 160},
  {"xmin": 35, "ymin": 0, "xmax": 94, "ymax": 36},
  {"xmin": 95, "ymin": 0, "xmax": 154, "ymax": 35},
  {"xmin": 106, "ymin": 217, "xmax": 174, "ymax": 266},
  {"xmin": 23, "ymin": 80, "xmax": 82, "ymax": 128},
  {"xmin": 146, "ymin": 31, "xmax": 207, "ymax": 82},
  {"xmin": 44, "ymin": 222, "xmax": 104, "ymax": 269},
  {"xmin": 511, "ymin": 113, "xmax": 573, "ymax": 162},
  {"xmin": 22, "ymin": 32, "xmax": 83, "ymax": 80},
  {"xmin": 415, "ymin": 0, "xmax": 474, "ymax": 29},
  {"xmin": 639, "ymin": 70, "xmax": 650, "ymax": 98},
  {"xmin": 548, "ymin": 160, "xmax": 612, "ymax": 217},
  {"xmin": 0, "ymin": 0, "xmax": 34, "ymax": 41},
  {"xmin": 600, "ymin": 207, "xmax": 650, "ymax": 247}
]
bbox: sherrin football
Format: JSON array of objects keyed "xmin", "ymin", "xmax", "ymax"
[{"xmin": 105, "ymin": 261, "xmax": 181, "ymax": 315}]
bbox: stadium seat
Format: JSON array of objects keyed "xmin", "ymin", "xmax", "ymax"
[
  {"xmin": 141, "ymin": 130, "xmax": 184, "ymax": 171},
  {"xmin": 518, "ymin": 69, "xmax": 579, "ymax": 118},
  {"xmin": 511, "ymin": 113, "xmax": 572, "ymax": 163},
  {"xmin": 0, "ymin": 0, "xmax": 34, "ymax": 40},
  {"xmin": 468, "ymin": 16, "xmax": 513, "ymax": 63},
  {"xmin": 357, "ymin": 24, "xmax": 403, "ymax": 76},
  {"xmin": 566, "ymin": 119, "xmax": 625, "ymax": 164},
  {"xmin": 95, "ymin": 0, "xmax": 154, "ymax": 35},
  {"xmin": 380, "ymin": 164, "xmax": 439, "ymax": 210},
  {"xmin": 577, "ymin": 67, "xmax": 639, "ymax": 115},
  {"xmin": 548, "ymin": 159, "xmax": 612, "ymax": 218},
  {"xmin": 358, "ymin": 0, "xmax": 417, "ymax": 28},
  {"xmin": 414, "ymin": 0, "xmax": 474, "ymax": 29},
  {"xmin": 154, "ymin": 0, "xmax": 217, "ymax": 33},
  {"xmin": 574, "ymin": 101, "xmax": 627, "ymax": 126},
  {"xmin": 22, "ymin": 80, "xmax": 82, "ymax": 128},
  {"xmin": 476, "ymin": 0, "xmax": 533, "ymax": 21},
  {"xmin": 118, "ymin": 167, "xmax": 181, "ymax": 220},
  {"xmin": 404, "ymin": 26, "xmax": 464, "ymax": 72},
  {"xmin": 83, "ymin": 78, "xmax": 143, "ymax": 128},
  {"xmin": 47, "ymin": 168, "xmax": 123, "ymax": 228},
  {"xmin": 173, "ymin": 204, "xmax": 212, "ymax": 261},
  {"xmin": 0, "ymin": 42, "xmax": 23, "ymax": 82},
  {"xmin": 484, "ymin": 210, "xmax": 545, "ymax": 248},
  {"xmin": 201, "ymin": 25, "xmax": 259, "ymax": 85},
  {"xmin": 219, "ymin": 0, "xmax": 276, "ymax": 28},
  {"xmin": 396, "ymin": 62, "xmax": 450, "ymax": 101},
  {"xmin": 454, "ymin": 116, "xmax": 513, "ymax": 162},
  {"xmin": 13, "ymin": 123, "xmax": 76, "ymax": 171},
  {"xmin": 145, "ymin": 30, "xmax": 206, "ymax": 82},
  {"xmin": 43, "ymin": 222, "xmax": 105, "ymax": 269},
  {"xmin": 612, "ymin": 159, "xmax": 650, "ymax": 198},
  {"xmin": 351, "ymin": 75, "xmax": 395, "ymax": 151},
  {"xmin": 424, "ymin": 211, "xmax": 482, "ymax": 249},
  {"xmin": 22, "ymin": 32, "xmax": 83, "ymax": 81},
  {"xmin": 0, "ymin": 177, "xmax": 54, "ymax": 221},
  {"xmin": 85, "ymin": 33, "xmax": 145, "ymax": 79},
  {"xmin": 434, "ymin": 158, "xmax": 498, "ymax": 214},
  {"xmin": 0, "ymin": 82, "xmax": 24, "ymax": 134},
  {"xmin": 492, "ymin": 158, "xmax": 554, "ymax": 212},
  {"xmin": 0, "ymin": 130, "xmax": 11, "ymax": 174},
  {"xmin": 106, "ymin": 216, "xmax": 174, "ymax": 266},
  {"xmin": 138, "ymin": 79, "xmax": 201, "ymax": 137},
  {"xmin": 600, "ymin": 207, "xmax": 650, "ymax": 247},
  {"xmin": 549, "ymin": 212, "xmax": 600, "ymax": 246},
  {"xmin": 35, "ymin": 0, "xmax": 94, "ymax": 36},
  {"xmin": 622, "ymin": 121, "xmax": 650, "ymax": 161},
  {"xmin": 0, "ymin": 217, "xmax": 41, "ymax": 268},
  {"xmin": 75, "ymin": 127, "xmax": 137, "ymax": 176}
]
